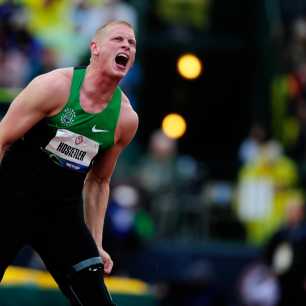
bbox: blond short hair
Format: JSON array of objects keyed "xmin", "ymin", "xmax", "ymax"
[{"xmin": 94, "ymin": 20, "xmax": 134, "ymax": 40}]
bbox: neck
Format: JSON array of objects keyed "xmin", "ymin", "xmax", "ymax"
[{"xmin": 82, "ymin": 64, "xmax": 120, "ymax": 106}]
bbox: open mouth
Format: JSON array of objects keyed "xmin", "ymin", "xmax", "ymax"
[{"xmin": 115, "ymin": 53, "xmax": 129, "ymax": 68}]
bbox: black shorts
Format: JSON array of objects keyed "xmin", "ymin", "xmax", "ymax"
[
  {"xmin": 0, "ymin": 191, "xmax": 100, "ymax": 277},
  {"xmin": 0, "ymin": 140, "xmax": 115, "ymax": 305}
]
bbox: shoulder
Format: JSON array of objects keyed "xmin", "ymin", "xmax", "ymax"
[
  {"xmin": 23, "ymin": 67, "xmax": 74, "ymax": 115},
  {"xmin": 120, "ymin": 91, "xmax": 139, "ymax": 130},
  {"xmin": 117, "ymin": 91, "xmax": 139, "ymax": 146},
  {"xmin": 30, "ymin": 67, "xmax": 73, "ymax": 92}
]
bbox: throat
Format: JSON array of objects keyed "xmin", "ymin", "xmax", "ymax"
[
  {"xmin": 80, "ymin": 66, "xmax": 118, "ymax": 113},
  {"xmin": 80, "ymin": 92, "xmax": 109, "ymax": 114}
]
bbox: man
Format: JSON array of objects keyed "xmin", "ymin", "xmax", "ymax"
[{"xmin": 0, "ymin": 20, "xmax": 138, "ymax": 306}]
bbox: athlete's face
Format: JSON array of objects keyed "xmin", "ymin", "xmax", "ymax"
[{"xmin": 92, "ymin": 24, "xmax": 136, "ymax": 78}]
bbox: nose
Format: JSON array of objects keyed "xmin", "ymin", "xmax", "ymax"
[{"xmin": 122, "ymin": 39, "xmax": 130, "ymax": 50}]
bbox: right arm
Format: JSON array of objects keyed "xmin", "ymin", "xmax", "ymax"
[{"xmin": 0, "ymin": 70, "xmax": 70, "ymax": 161}]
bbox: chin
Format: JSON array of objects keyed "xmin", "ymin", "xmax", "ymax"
[{"xmin": 112, "ymin": 69, "xmax": 127, "ymax": 79}]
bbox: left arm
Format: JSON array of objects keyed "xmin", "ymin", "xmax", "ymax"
[
  {"xmin": 83, "ymin": 144, "xmax": 123, "ymax": 274},
  {"xmin": 83, "ymin": 103, "xmax": 138, "ymax": 274}
]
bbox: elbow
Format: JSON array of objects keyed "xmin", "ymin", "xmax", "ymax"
[
  {"xmin": 94, "ymin": 177, "xmax": 110, "ymax": 193},
  {"xmin": 98, "ymin": 178, "xmax": 111, "ymax": 193},
  {"xmin": 0, "ymin": 142, "xmax": 11, "ymax": 161},
  {"xmin": 0, "ymin": 131, "xmax": 13, "ymax": 153},
  {"xmin": 3, "ymin": 142, "xmax": 11, "ymax": 151},
  {"xmin": 84, "ymin": 171, "xmax": 111, "ymax": 191}
]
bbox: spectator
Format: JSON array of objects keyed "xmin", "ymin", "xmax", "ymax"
[
  {"xmin": 136, "ymin": 129, "xmax": 201, "ymax": 238},
  {"xmin": 238, "ymin": 124, "xmax": 267, "ymax": 165},
  {"xmin": 0, "ymin": 1, "xmax": 42, "ymax": 87},
  {"xmin": 237, "ymin": 140, "xmax": 299, "ymax": 244},
  {"xmin": 103, "ymin": 183, "xmax": 154, "ymax": 274},
  {"xmin": 137, "ymin": 130, "xmax": 178, "ymax": 195},
  {"xmin": 263, "ymin": 195, "xmax": 306, "ymax": 306}
]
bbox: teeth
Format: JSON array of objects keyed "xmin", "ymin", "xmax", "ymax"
[{"xmin": 118, "ymin": 53, "xmax": 129, "ymax": 59}]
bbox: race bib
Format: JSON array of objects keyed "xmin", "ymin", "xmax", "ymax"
[{"xmin": 45, "ymin": 129, "xmax": 99, "ymax": 172}]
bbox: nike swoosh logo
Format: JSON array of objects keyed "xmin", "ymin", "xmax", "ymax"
[{"xmin": 92, "ymin": 125, "xmax": 109, "ymax": 133}]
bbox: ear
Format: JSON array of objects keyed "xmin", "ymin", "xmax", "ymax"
[{"xmin": 90, "ymin": 41, "xmax": 99, "ymax": 56}]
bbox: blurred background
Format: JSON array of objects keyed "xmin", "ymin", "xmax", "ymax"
[{"xmin": 2, "ymin": 0, "xmax": 306, "ymax": 305}]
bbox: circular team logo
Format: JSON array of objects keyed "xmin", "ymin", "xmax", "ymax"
[
  {"xmin": 60, "ymin": 108, "xmax": 76, "ymax": 127},
  {"xmin": 75, "ymin": 135, "xmax": 83, "ymax": 145}
]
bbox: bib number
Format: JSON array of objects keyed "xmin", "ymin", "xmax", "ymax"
[{"xmin": 45, "ymin": 129, "xmax": 99, "ymax": 172}]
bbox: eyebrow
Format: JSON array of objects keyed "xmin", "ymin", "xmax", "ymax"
[{"xmin": 111, "ymin": 34, "xmax": 136, "ymax": 43}]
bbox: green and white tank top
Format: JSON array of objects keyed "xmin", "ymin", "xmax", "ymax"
[{"xmin": 43, "ymin": 67, "xmax": 122, "ymax": 173}]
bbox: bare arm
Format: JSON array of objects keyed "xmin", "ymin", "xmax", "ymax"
[
  {"xmin": 0, "ymin": 70, "xmax": 70, "ymax": 161},
  {"xmin": 83, "ymin": 100, "xmax": 138, "ymax": 273}
]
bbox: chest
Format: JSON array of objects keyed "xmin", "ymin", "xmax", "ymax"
[
  {"xmin": 52, "ymin": 109, "xmax": 115, "ymax": 147},
  {"xmin": 42, "ymin": 98, "xmax": 121, "ymax": 173}
]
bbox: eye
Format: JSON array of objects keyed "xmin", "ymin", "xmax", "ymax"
[
  {"xmin": 129, "ymin": 39, "xmax": 136, "ymax": 47},
  {"xmin": 113, "ymin": 36, "xmax": 123, "ymax": 42}
]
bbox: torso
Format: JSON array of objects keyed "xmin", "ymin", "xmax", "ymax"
[
  {"xmin": 0, "ymin": 67, "xmax": 130, "ymax": 200},
  {"xmin": 43, "ymin": 67, "xmax": 122, "ymax": 173},
  {"xmin": 47, "ymin": 67, "xmax": 132, "ymax": 146}
]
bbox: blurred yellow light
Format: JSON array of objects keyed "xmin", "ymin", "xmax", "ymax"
[
  {"xmin": 177, "ymin": 53, "xmax": 202, "ymax": 80},
  {"xmin": 162, "ymin": 113, "xmax": 187, "ymax": 139}
]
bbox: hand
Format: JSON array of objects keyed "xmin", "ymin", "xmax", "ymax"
[{"xmin": 98, "ymin": 247, "xmax": 113, "ymax": 274}]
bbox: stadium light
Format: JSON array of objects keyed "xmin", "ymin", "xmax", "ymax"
[
  {"xmin": 162, "ymin": 113, "xmax": 187, "ymax": 139},
  {"xmin": 177, "ymin": 53, "xmax": 203, "ymax": 80}
]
